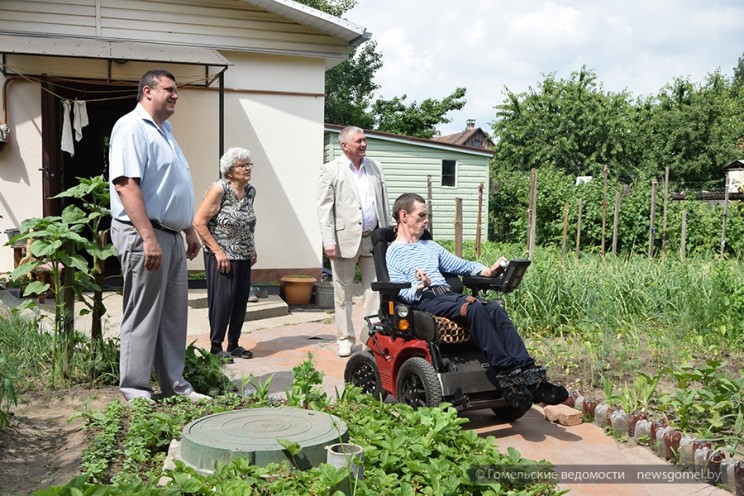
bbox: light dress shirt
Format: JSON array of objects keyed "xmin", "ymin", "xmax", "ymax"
[{"xmin": 348, "ymin": 158, "xmax": 378, "ymax": 232}]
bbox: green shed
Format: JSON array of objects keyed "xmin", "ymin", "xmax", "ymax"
[{"xmin": 324, "ymin": 125, "xmax": 495, "ymax": 242}]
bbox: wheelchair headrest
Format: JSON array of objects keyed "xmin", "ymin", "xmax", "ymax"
[{"xmin": 371, "ymin": 227, "xmax": 433, "ymax": 283}]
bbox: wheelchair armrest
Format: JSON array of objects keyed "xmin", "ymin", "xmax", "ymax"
[
  {"xmin": 371, "ymin": 280, "xmax": 411, "ymax": 295},
  {"xmin": 462, "ymin": 259, "xmax": 531, "ymax": 294}
]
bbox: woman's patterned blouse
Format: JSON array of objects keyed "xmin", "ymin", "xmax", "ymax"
[{"xmin": 204, "ymin": 178, "xmax": 256, "ymax": 260}]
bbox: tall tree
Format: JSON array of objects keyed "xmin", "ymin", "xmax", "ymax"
[
  {"xmin": 734, "ymin": 52, "xmax": 744, "ymax": 87},
  {"xmin": 323, "ymin": 41, "xmax": 381, "ymax": 129},
  {"xmin": 639, "ymin": 71, "xmax": 744, "ymax": 189},
  {"xmin": 491, "ymin": 66, "xmax": 640, "ymax": 181},
  {"xmin": 373, "ymin": 87, "xmax": 467, "ymax": 139}
]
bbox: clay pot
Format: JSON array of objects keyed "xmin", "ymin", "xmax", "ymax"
[{"xmin": 280, "ymin": 276, "xmax": 317, "ymax": 305}]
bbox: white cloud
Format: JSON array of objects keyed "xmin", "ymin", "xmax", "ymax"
[{"xmin": 346, "ymin": 0, "xmax": 744, "ymax": 135}]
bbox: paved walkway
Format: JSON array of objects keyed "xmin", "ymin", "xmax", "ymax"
[{"xmin": 0, "ymin": 287, "xmax": 731, "ymax": 496}]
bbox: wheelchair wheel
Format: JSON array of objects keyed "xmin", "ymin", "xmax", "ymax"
[
  {"xmin": 491, "ymin": 404, "xmax": 531, "ymax": 421},
  {"xmin": 396, "ymin": 357, "xmax": 442, "ymax": 408},
  {"xmin": 344, "ymin": 352, "xmax": 387, "ymax": 400}
]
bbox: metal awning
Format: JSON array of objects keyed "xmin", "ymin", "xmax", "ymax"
[{"xmin": 0, "ymin": 34, "xmax": 231, "ymax": 83}]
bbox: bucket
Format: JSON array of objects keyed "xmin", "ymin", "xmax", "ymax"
[
  {"xmin": 314, "ymin": 281, "xmax": 334, "ymax": 309},
  {"xmin": 326, "ymin": 442, "xmax": 363, "ymax": 479}
]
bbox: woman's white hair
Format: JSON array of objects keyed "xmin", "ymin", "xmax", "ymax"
[{"xmin": 219, "ymin": 147, "xmax": 251, "ymax": 178}]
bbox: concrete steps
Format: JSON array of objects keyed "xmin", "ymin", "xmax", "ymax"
[{"xmin": 188, "ymin": 290, "xmax": 289, "ymax": 320}]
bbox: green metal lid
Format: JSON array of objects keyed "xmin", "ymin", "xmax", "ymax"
[{"xmin": 179, "ymin": 407, "xmax": 348, "ymax": 473}]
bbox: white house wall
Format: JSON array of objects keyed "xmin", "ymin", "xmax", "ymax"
[
  {"xmin": 0, "ymin": 79, "xmax": 44, "ymax": 251},
  {"xmin": 0, "ymin": 52, "xmax": 326, "ymax": 276}
]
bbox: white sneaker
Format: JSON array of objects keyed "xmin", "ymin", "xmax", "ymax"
[
  {"xmin": 185, "ymin": 391, "xmax": 212, "ymax": 402},
  {"xmin": 338, "ymin": 339, "xmax": 352, "ymax": 357}
]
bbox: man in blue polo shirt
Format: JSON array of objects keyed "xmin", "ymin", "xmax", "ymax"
[{"xmin": 109, "ymin": 69, "xmax": 209, "ymax": 402}]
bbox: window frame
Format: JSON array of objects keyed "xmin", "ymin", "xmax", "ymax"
[{"xmin": 441, "ymin": 158, "xmax": 458, "ymax": 188}]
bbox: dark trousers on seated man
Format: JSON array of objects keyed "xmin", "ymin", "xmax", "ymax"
[{"xmin": 417, "ymin": 291, "xmax": 535, "ymax": 372}]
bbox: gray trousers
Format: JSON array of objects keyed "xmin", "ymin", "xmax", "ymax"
[{"xmin": 111, "ymin": 221, "xmax": 194, "ymax": 400}]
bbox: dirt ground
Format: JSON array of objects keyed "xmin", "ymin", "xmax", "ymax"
[{"xmin": 0, "ymin": 385, "xmax": 121, "ymax": 496}]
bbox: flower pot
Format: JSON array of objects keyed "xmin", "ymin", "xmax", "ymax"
[{"xmin": 280, "ymin": 276, "xmax": 317, "ymax": 305}]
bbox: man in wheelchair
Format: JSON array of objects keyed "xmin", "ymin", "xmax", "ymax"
[{"xmin": 385, "ymin": 193, "xmax": 568, "ymax": 410}]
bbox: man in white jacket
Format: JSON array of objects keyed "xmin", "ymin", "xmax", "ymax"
[{"xmin": 317, "ymin": 126, "xmax": 393, "ymax": 356}]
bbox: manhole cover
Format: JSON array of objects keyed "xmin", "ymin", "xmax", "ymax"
[{"xmin": 179, "ymin": 407, "xmax": 348, "ymax": 473}]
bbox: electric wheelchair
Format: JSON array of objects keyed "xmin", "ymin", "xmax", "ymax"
[{"xmin": 343, "ymin": 227, "xmax": 550, "ymax": 421}]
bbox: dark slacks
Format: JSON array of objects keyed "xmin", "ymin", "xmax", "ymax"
[
  {"xmin": 204, "ymin": 252, "xmax": 252, "ymax": 352},
  {"xmin": 416, "ymin": 292, "xmax": 535, "ymax": 370}
]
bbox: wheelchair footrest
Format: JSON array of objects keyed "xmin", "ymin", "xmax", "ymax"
[{"xmin": 488, "ymin": 366, "xmax": 547, "ymax": 389}]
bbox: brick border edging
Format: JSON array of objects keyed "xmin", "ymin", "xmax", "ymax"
[{"xmin": 563, "ymin": 391, "xmax": 743, "ymax": 494}]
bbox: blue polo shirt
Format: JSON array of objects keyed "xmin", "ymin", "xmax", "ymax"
[{"xmin": 108, "ymin": 104, "xmax": 195, "ymax": 231}]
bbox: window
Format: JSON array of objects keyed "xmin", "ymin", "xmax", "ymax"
[{"xmin": 441, "ymin": 159, "xmax": 457, "ymax": 187}]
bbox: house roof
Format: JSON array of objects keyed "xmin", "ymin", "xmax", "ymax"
[
  {"xmin": 0, "ymin": 34, "xmax": 232, "ymax": 67},
  {"xmin": 0, "ymin": 0, "xmax": 370, "ymax": 76},
  {"xmin": 325, "ymin": 124, "xmax": 495, "ymax": 157},
  {"xmin": 432, "ymin": 127, "xmax": 495, "ymax": 148},
  {"xmin": 246, "ymin": 0, "xmax": 370, "ymax": 47}
]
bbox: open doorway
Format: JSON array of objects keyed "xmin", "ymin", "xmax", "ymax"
[{"xmin": 42, "ymin": 78, "xmax": 135, "ymax": 280}]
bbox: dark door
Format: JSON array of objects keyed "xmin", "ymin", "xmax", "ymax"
[{"xmin": 40, "ymin": 79, "xmax": 135, "ymax": 278}]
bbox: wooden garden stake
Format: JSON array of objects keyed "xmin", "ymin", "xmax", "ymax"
[
  {"xmin": 601, "ymin": 165, "xmax": 608, "ymax": 257},
  {"xmin": 680, "ymin": 209, "xmax": 687, "ymax": 260},
  {"xmin": 455, "ymin": 197, "xmax": 463, "ymax": 257},
  {"xmin": 575, "ymin": 198, "xmax": 583, "ymax": 258},
  {"xmin": 648, "ymin": 178, "xmax": 658, "ymax": 258},
  {"xmin": 612, "ymin": 189, "xmax": 621, "ymax": 256}
]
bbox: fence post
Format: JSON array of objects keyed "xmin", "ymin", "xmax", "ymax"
[
  {"xmin": 527, "ymin": 169, "xmax": 537, "ymax": 259},
  {"xmin": 561, "ymin": 202, "xmax": 569, "ymax": 258},
  {"xmin": 680, "ymin": 209, "xmax": 687, "ymax": 260},
  {"xmin": 612, "ymin": 189, "xmax": 621, "ymax": 256},
  {"xmin": 648, "ymin": 178, "xmax": 658, "ymax": 258},
  {"xmin": 661, "ymin": 166, "xmax": 669, "ymax": 255},
  {"xmin": 427, "ymin": 175, "xmax": 434, "ymax": 236},
  {"xmin": 476, "ymin": 183, "xmax": 483, "ymax": 258},
  {"xmin": 455, "ymin": 197, "xmax": 463, "ymax": 257},
  {"xmin": 575, "ymin": 198, "xmax": 583, "ymax": 258},
  {"xmin": 601, "ymin": 165, "xmax": 608, "ymax": 257},
  {"xmin": 721, "ymin": 171, "xmax": 730, "ymax": 257}
]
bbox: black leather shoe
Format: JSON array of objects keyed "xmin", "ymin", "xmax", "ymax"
[
  {"xmin": 533, "ymin": 382, "xmax": 568, "ymax": 405},
  {"xmin": 503, "ymin": 385, "xmax": 533, "ymax": 411}
]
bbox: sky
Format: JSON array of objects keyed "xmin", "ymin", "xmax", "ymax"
[{"xmin": 343, "ymin": 0, "xmax": 744, "ymax": 136}]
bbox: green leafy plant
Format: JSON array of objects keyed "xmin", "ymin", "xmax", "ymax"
[
  {"xmin": 286, "ymin": 353, "xmax": 328, "ymax": 410},
  {"xmin": 8, "ymin": 175, "xmax": 116, "ymax": 382}
]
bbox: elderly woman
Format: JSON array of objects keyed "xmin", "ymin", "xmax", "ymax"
[{"xmin": 194, "ymin": 147, "xmax": 257, "ymax": 362}]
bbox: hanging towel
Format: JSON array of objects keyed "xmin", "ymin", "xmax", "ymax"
[
  {"xmin": 73, "ymin": 99, "xmax": 89, "ymax": 142},
  {"xmin": 61, "ymin": 99, "xmax": 74, "ymax": 156}
]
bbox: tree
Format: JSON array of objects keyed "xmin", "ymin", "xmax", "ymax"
[
  {"xmin": 323, "ymin": 41, "xmax": 381, "ymax": 129},
  {"xmin": 491, "ymin": 67, "xmax": 641, "ymax": 182},
  {"xmin": 734, "ymin": 51, "xmax": 744, "ymax": 87},
  {"xmin": 296, "ymin": 0, "xmax": 357, "ymax": 17},
  {"xmin": 373, "ymin": 87, "xmax": 467, "ymax": 139},
  {"xmin": 638, "ymin": 71, "xmax": 744, "ymax": 189}
]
